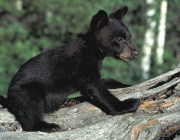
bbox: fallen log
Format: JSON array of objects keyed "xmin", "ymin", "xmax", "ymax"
[{"xmin": 0, "ymin": 66, "xmax": 180, "ymax": 140}]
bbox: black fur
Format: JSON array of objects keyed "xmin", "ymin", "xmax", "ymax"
[
  {"xmin": 0, "ymin": 95, "xmax": 8, "ymax": 108},
  {"xmin": 7, "ymin": 5, "xmax": 140, "ymax": 132}
]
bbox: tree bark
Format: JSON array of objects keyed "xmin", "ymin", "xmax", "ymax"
[{"xmin": 1, "ymin": 67, "xmax": 180, "ymax": 140}]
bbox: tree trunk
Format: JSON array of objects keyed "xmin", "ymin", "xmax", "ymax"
[
  {"xmin": 1, "ymin": 66, "xmax": 180, "ymax": 140},
  {"xmin": 156, "ymin": 0, "xmax": 167, "ymax": 65},
  {"xmin": 141, "ymin": 0, "xmax": 157, "ymax": 80}
]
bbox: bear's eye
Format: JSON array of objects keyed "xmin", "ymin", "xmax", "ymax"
[{"xmin": 117, "ymin": 37, "xmax": 123, "ymax": 42}]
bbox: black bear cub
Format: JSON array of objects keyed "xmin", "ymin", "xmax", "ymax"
[{"xmin": 8, "ymin": 5, "xmax": 140, "ymax": 132}]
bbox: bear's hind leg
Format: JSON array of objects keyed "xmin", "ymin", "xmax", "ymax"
[
  {"xmin": 18, "ymin": 99, "xmax": 60, "ymax": 132},
  {"xmin": 21, "ymin": 103, "xmax": 60, "ymax": 132},
  {"xmin": 8, "ymin": 90, "xmax": 60, "ymax": 132}
]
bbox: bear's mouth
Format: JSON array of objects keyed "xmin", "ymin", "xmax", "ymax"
[{"xmin": 119, "ymin": 54, "xmax": 134, "ymax": 61}]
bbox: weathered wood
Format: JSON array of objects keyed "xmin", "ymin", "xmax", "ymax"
[{"xmin": 0, "ymin": 67, "xmax": 180, "ymax": 140}]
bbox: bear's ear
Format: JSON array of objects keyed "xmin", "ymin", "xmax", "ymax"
[
  {"xmin": 90, "ymin": 10, "xmax": 108, "ymax": 29},
  {"xmin": 109, "ymin": 5, "xmax": 128, "ymax": 20}
]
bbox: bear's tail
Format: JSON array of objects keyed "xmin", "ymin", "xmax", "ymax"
[{"xmin": 0, "ymin": 95, "xmax": 8, "ymax": 108}]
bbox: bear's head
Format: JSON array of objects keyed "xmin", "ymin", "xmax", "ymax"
[{"xmin": 89, "ymin": 5, "xmax": 138, "ymax": 61}]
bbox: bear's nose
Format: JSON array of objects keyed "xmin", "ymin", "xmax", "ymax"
[{"xmin": 133, "ymin": 51, "xmax": 138, "ymax": 56}]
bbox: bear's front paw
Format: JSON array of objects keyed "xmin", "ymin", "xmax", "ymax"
[{"xmin": 118, "ymin": 98, "xmax": 141, "ymax": 115}]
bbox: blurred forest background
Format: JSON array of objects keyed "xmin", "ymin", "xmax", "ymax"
[{"xmin": 0, "ymin": 0, "xmax": 179, "ymax": 97}]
